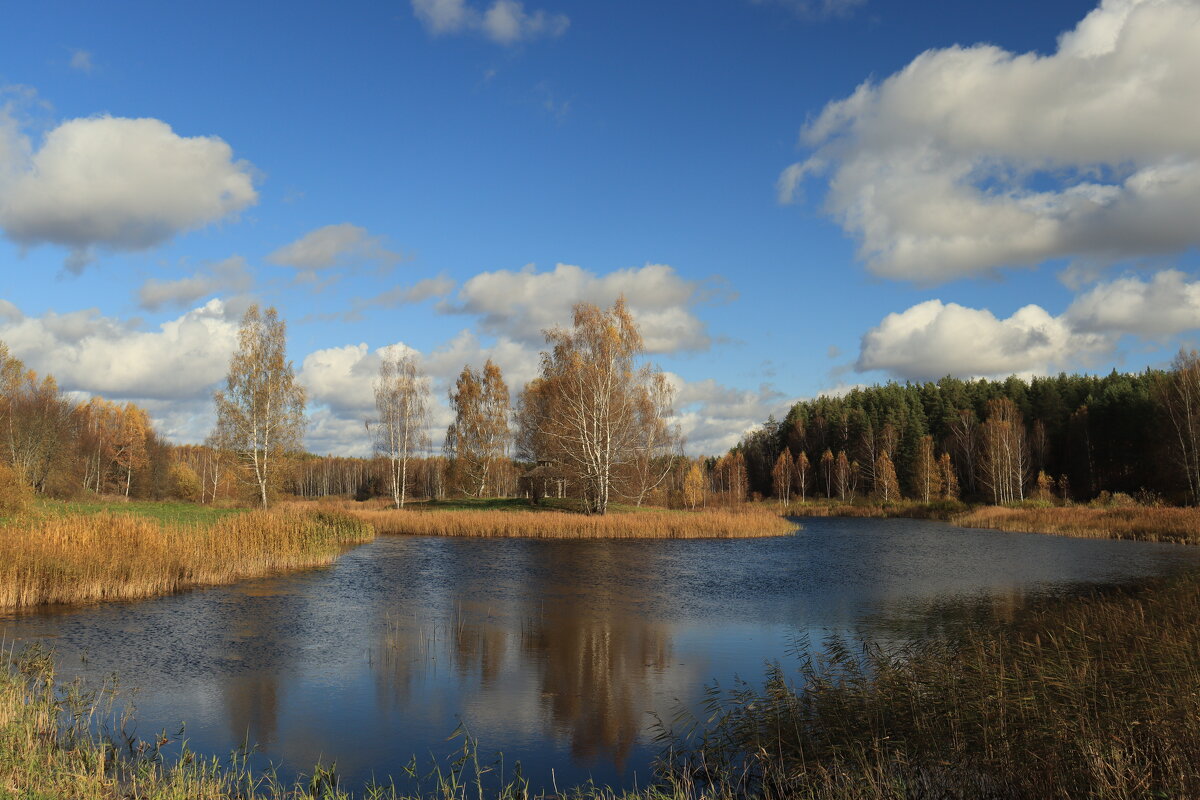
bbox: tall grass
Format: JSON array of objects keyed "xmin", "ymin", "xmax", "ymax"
[
  {"xmin": 352, "ymin": 506, "xmax": 798, "ymax": 539},
  {"xmin": 0, "ymin": 508, "xmax": 374, "ymax": 611},
  {"xmin": 663, "ymin": 571, "xmax": 1200, "ymax": 799},
  {"xmin": 952, "ymin": 504, "xmax": 1200, "ymax": 544}
]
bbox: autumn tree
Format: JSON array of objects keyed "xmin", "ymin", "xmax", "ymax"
[
  {"xmin": 793, "ymin": 451, "xmax": 810, "ymax": 501},
  {"xmin": 373, "ymin": 350, "xmax": 431, "ymax": 508},
  {"xmin": 834, "ymin": 450, "xmax": 851, "ymax": 501},
  {"xmin": 771, "ymin": 448, "xmax": 794, "ymax": 504},
  {"xmin": 112, "ymin": 403, "xmax": 150, "ymax": 497},
  {"xmin": 445, "ymin": 359, "xmax": 510, "ymax": 497},
  {"xmin": 938, "ymin": 452, "xmax": 959, "ymax": 500},
  {"xmin": 912, "ymin": 435, "xmax": 942, "ymax": 503},
  {"xmin": 873, "ymin": 450, "xmax": 899, "ymax": 502},
  {"xmin": 516, "ymin": 299, "xmax": 674, "ymax": 515},
  {"xmin": 1158, "ymin": 348, "xmax": 1200, "ymax": 504},
  {"xmin": 683, "ymin": 460, "xmax": 707, "ymax": 509},
  {"xmin": 213, "ymin": 305, "xmax": 306, "ymax": 508},
  {"xmin": 977, "ymin": 397, "xmax": 1030, "ymax": 504},
  {"xmin": 629, "ymin": 372, "xmax": 682, "ymax": 506},
  {"xmin": 820, "ymin": 449, "xmax": 834, "ymax": 498}
]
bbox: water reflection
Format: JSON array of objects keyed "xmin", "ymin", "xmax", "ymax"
[{"xmin": 3, "ymin": 518, "xmax": 1200, "ymax": 792}]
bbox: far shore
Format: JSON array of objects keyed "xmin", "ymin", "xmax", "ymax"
[{"xmin": 782, "ymin": 497, "xmax": 1200, "ymax": 545}]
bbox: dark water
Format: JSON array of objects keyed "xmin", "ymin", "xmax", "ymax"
[{"xmin": 4, "ymin": 517, "xmax": 1200, "ymax": 791}]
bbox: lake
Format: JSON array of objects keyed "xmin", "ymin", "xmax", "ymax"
[{"xmin": 4, "ymin": 517, "xmax": 1199, "ymax": 792}]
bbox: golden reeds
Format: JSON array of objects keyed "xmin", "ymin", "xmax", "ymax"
[
  {"xmin": 671, "ymin": 570, "xmax": 1200, "ymax": 798},
  {"xmin": 352, "ymin": 506, "xmax": 799, "ymax": 539},
  {"xmin": 0, "ymin": 508, "xmax": 373, "ymax": 611},
  {"xmin": 952, "ymin": 504, "xmax": 1200, "ymax": 544}
]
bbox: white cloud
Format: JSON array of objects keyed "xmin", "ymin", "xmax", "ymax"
[
  {"xmin": 783, "ymin": 0, "xmax": 1200, "ymax": 282},
  {"xmin": 347, "ymin": 276, "xmax": 455, "ymax": 319},
  {"xmin": 69, "ymin": 50, "xmax": 94, "ymax": 73},
  {"xmin": 750, "ymin": 0, "xmax": 866, "ymax": 20},
  {"xmin": 665, "ymin": 372, "xmax": 791, "ymax": 455},
  {"xmin": 0, "ymin": 299, "xmax": 239, "ymax": 400},
  {"xmin": 1065, "ymin": 269, "xmax": 1200, "ymax": 337},
  {"xmin": 0, "ymin": 115, "xmax": 257, "ymax": 272},
  {"xmin": 411, "ymin": 0, "xmax": 568, "ymax": 45},
  {"xmin": 444, "ymin": 262, "xmax": 712, "ymax": 354},
  {"xmin": 266, "ymin": 223, "xmax": 402, "ymax": 277},
  {"xmin": 856, "ymin": 299, "xmax": 1112, "ymax": 381},
  {"xmin": 137, "ymin": 256, "xmax": 254, "ymax": 311}
]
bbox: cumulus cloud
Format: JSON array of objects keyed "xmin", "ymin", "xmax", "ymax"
[
  {"xmin": 411, "ymin": 0, "xmax": 568, "ymax": 45},
  {"xmin": 666, "ymin": 372, "xmax": 791, "ymax": 455},
  {"xmin": 782, "ymin": 0, "xmax": 1200, "ymax": 282},
  {"xmin": 298, "ymin": 333, "xmax": 528, "ymax": 453},
  {"xmin": 266, "ymin": 223, "xmax": 402, "ymax": 278},
  {"xmin": 0, "ymin": 115, "xmax": 257, "ymax": 271},
  {"xmin": 0, "ymin": 299, "xmax": 239, "ymax": 400},
  {"xmin": 443, "ymin": 262, "xmax": 713, "ymax": 354},
  {"xmin": 1065, "ymin": 269, "xmax": 1200, "ymax": 337},
  {"xmin": 137, "ymin": 256, "xmax": 254, "ymax": 311},
  {"xmin": 856, "ymin": 299, "xmax": 1115, "ymax": 381}
]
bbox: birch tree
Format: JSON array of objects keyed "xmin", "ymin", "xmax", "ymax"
[
  {"xmin": 374, "ymin": 350, "xmax": 430, "ymax": 508},
  {"xmin": 517, "ymin": 299, "xmax": 673, "ymax": 515},
  {"xmin": 213, "ymin": 305, "xmax": 306, "ymax": 508},
  {"xmin": 1158, "ymin": 348, "xmax": 1200, "ymax": 504},
  {"xmin": 445, "ymin": 360, "xmax": 510, "ymax": 496}
]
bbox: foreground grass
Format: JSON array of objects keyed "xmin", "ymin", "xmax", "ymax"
[
  {"xmin": 0, "ymin": 508, "xmax": 373, "ymax": 612},
  {"xmin": 665, "ymin": 569, "xmax": 1200, "ymax": 799},
  {"xmin": 350, "ymin": 505, "xmax": 798, "ymax": 539}
]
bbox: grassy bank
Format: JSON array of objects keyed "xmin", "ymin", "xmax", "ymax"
[
  {"xmin": 952, "ymin": 503, "xmax": 1200, "ymax": 544},
  {"xmin": 350, "ymin": 505, "xmax": 798, "ymax": 539},
  {"xmin": 666, "ymin": 569, "xmax": 1200, "ymax": 799},
  {"xmin": 785, "ymin": 497, "xmax": 1200, "ymax": 545},
  {"xmin": 0, "ymin": 508, "xmax": 373, "ymax": 612}
]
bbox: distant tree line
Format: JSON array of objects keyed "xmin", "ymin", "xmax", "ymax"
[{"xmin": 730, "ymin": 351, "xmax": 1200, "ymax": 506}]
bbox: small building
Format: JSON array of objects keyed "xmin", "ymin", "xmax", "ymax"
[{"xmin": 518, "ymin": 460, "xmax": 569, "ymax": 505}]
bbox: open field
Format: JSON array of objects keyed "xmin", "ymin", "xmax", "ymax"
[
  {"xmin": 32, "ymin": 497, "xmax": 246, "ymax": 527},
  {"xmin": 347, "ymin": 504, "xmax": 799, "ymax": 539},
  {"xmin": 0, "ymin": 508, "xmax": 373, "ymax": 612}
]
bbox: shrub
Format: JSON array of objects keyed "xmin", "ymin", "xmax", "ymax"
[{"xmin": 0, "ymin": 462, "xmax": 31, "ymax": 517}]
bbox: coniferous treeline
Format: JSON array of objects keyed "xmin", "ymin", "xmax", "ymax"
[{"xmin": 733, "ymin": 353, "xmax": 1200, "ymax": 505}]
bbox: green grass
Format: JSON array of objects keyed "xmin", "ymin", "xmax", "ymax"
[{"xmin": 33, "ymin": 497, "xmax": 246, "ymax": 527}]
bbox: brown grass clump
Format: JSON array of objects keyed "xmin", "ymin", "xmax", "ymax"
[
  {"xmin": 952, "ymin": 504, "xmax": 1200, "ymax": 544},
  {"xmin": 0, "ymin": 462, "xmax": 31, "ymax": 518},
  {"xmin": 0, "ymin": 508, "xmax": 373, "ymax": 611},
  {"xmin": 353, "ymin": 506, "xmax": 798, "ymax": 539}
]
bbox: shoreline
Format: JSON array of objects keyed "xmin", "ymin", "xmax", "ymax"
[
  {"xmin": 781, "ymin": 499, "xmax": 1200, "ymax": 545},
  {"xmin": 349, "ymin": 504, "xmax": 800, "ymax": 539}
]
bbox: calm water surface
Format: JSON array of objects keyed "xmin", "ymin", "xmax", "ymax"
[{"xmin": 4, "ymin": 517, "xmax": 1200, "ymax": 791}]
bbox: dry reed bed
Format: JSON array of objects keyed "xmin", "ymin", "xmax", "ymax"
[
  {"xmin": 0, "ymin": 509, "xmax": 374, "ymax": 611},
  {"xmin": 354, "ymin": 507, "xmax": 799, "ymax": 539},
  {"xmin": 952, "ymin": 504, "xmax": 1200, "ymax": 544},
  {"xmin": 669, "ymin": 571, "xmax": 1200, "ymax": 799}
]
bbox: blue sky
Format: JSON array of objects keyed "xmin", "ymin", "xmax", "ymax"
[{"xmin": 2, "ymin": 0, "xmax": 1198, "ymax": 455}]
